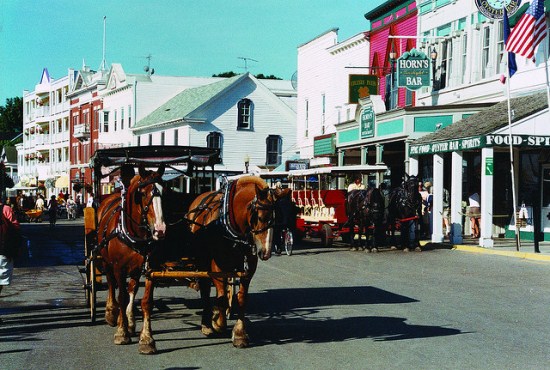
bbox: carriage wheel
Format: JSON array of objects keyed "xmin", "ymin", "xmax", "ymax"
[
  {"xmin": 320, "ymin": 223, "xmax": 333, "ymax": 247},
  {"xmin": 283, "ymin": 228, "xmax": 294, "ymax": 256}
]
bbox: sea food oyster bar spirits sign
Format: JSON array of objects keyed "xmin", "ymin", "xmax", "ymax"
[
  {"xmin": 475, "ymin": 0, "xmax": 522, "ymax": 19},
  {"xmin": 396, "ymin": 49, "xmax": 430, "ymax": 91}
]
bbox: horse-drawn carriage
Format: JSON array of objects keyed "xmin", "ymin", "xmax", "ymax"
[
  {"xmin": 81, "ymin": 145, "xmax": 287, "ymax": 354},
  {"xmin": 286, "ymin": 165, "xmax": 388, "ymax": 248},
  {"xmin": 266, "ymin": 165, "xmax": 423, "ymax": 252}
]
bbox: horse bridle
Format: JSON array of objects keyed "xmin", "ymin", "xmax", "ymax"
[
  {"xmin": 117, "ymin": 176, "xmax": 164, "ymax": 248},
  {"xmin": 133, "ymin": 177, "xmax": 163, "ymax": 232},
  {"xmin": 247, "ymin": 192, "xmax": 275, "ymax": 235}
]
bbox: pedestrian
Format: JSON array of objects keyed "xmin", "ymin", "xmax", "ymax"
[
  {"xmin": 418, "ymin": 181, "xmax": 429, "ymax": 238},
  {"xmin": 423, "ymin": 181, "xmax": 433, "ymax": 236},
  {"xmin": 47, "ymin": 195, "xmax": 58, "ymax": 229},
  {"xmin": 442, "ymin": 187, "xmax": 451, "ymax": 238},
  {"xmin": 0, "ymin": 197, "xmax": 22, "ymax": 323},
  {"xmin": 468, "ymin": 186, "xmax": 481, "ymax": 238},
  {"xmin": 86, "ymin": 193, "xmax": 94, "ymax": 208},
  {"xmin": 347, "ymin": 176, "xmax": 365, "ymax": 192},
  {"xmin": 34, "ymin": 194, "xmax": 45, "ymax": 222},
  {"xmin": 66, "ymin": 196, "xmax": 76, "ymax": 220}
]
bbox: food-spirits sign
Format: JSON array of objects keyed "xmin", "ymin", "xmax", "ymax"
[{"xmin": 396, "ymin": 49, "xmax": 430, "ymax": 91}]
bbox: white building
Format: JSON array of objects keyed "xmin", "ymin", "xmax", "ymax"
[
  {"xmin": 296, "ymin": 29, "xmax": 371, "ymax": 159},
  {"xmin": 132, "ymin": 73, "xmax": 297, "ymax": 174},
  {"xmin": 18, "ymin": 68, "xmax": 74, "ymax": 194}
]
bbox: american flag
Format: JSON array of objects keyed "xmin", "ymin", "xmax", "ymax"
[{"xmin": 506, "ymin": 0, "xmax": 547, "ymax": 62}]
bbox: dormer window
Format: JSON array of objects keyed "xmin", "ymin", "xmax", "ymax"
[{"xmin": 237, "ymin": 98, "xmax": 253, "ymax": 130}]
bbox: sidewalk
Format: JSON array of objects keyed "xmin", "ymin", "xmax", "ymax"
[{"xmin": 421, "ymin": 235, "xmax": 550, "ymax": 262}]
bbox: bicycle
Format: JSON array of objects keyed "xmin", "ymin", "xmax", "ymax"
[{"xmin": 274, "ymin": 227, "xmax": 293, "ymax": 256}]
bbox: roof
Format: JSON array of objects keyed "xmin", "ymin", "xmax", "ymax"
[
  {"xmin": 134, "ymin": 74, "xmax": 245, "ymax": 129},
  {"xmin": 364, "ymin": 0, "xmax": 412, "ymax": 20},
  {"xmin": 412, "ymin": 92, "xmax": 549, "ymax": 145}
]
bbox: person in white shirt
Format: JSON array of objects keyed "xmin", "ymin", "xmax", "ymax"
[
  {"xmin": 468, "ymin": 186, "xmax": 481, "ymax": 238},
  {"xmin": 347, "ymin": 177, "xmax": 365, "ymax": 192},
  {"xmin": 86, "ymin": 193, "xmax": 94, "ymax": 208}
]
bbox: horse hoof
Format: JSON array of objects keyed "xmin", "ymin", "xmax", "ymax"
[
  {"xmin": 201, "ymin": 324, "xmax": 215, "ymax": 337},
  {"xmin": 371, "ymin": 248, "xmax": 378, "ymax": 253},
  {"xmin": 390, "ymin": 246, "xmax": 398, "ymax": 250},
  {"xmin": 232, "ymin": 335, "xmax": 249, "ymax": 348},
  {"xmin": 415, "ymin": 247, "xmax": 422, "ymax": 252},
  {"xmin": 139, "ymin": 340, "xmax": 157, "ymax": 355},
  {"xmin": 114, "ymin": 334, "xmax": 132, "ymax": 345},
  {"xmin": 403, "ymin": 248, "xmax": 410, "ymax": 252}
]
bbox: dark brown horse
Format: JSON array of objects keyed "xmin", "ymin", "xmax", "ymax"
[
  {"xmin": 387, "ymin": 174, "xmax": 422, "ymax": 251},
  {"xmin": 96, "ymin": 164, "xmax": 166, "ymax": 354},
  {"xmin": 346, "ymin": 187, "xmax": 386, "ymax": 252},
  {"xmin": 186, "ymin": 176, "xmax": 289, "ymax": 348}
]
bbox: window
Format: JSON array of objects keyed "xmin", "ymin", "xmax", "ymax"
[
  {"xmin": 114, "ymin": 109, "xmax": 118, "ymax": 131},
  {"xmin": 305, "ymin": 100, "xmax": 309, "ymax": 137},
  {"xmin": 94, "ymin": 107, "xmax": 100, "ymax": 130},
  {"xmin": 174, "ymin": 129, "xmax": 178, "ymax": 145},
  {"xmin": 72, "ymin": 112, "xmax": 79, "ymax": 127},
  {"xmin": 461, "ymin": 35, "xmax": 468, "ymax": 84},
  {"xmin": 121, "ymin": 107, "xmax": 125, "ymax": 130},
  {"xmin": 266, "ymin": 135, "xmax": 282, "ymax": 166},
  {"xmin": 481, "ymin": 26, "xmax": 490, "ymax": 79},
  {"xmin": 440, "ymin": 39, "xmax": 451, "ymax": 89},
  {"xmin": 497, "ymin": 21, "xmax": 505, "ymax": 74},
  {"xmin": 148, "ymin": 134, "xmax": 152, "ymax": 145},
  {"xmin": 206, "ymin": 132, "xmax": 222, "ymax": 162},
  {"xmin": 385, "ymin": 74, "xmax": 397, "ymax": 110},
  {"xmin": 321, "ymin": 94, "xmax": 326, "ymax": 134},
  {"xmin": 137, "ymin": 135, "xmax": 141, "ymax": 146},
  {"xmin": 128, "ymin": 105, "xmax": 132, "ymax": 127},
  {"xmin": 160, "ymin": 131, "xmax": 165, "ymax": 145},
  {"xmin": 103, "ymin": 111, "xmax": 109, "ymax": 132},
  {"xmin": 237, "ymin": 98, "xmax": 252, "ymax": 129}
]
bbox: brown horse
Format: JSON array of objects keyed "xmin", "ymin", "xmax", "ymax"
[
  {"xmin": 186, "ymin": 176, "xmax": 289, "ymax": 348},
  {"xmin": 96, "ymin": 164, "xmax": 166, "ymax": 354}
]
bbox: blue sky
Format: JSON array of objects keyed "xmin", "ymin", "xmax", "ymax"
[{"xmin": 0, "ymin": 0, "xmax": 385, "ymax": 103}]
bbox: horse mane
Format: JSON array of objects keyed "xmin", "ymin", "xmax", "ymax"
[{"xmin": 236, "ymin": 176, "xmax": 268, "ymax": 189}]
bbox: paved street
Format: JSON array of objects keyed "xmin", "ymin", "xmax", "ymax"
[{"xmin": 1, "ymin": 220, "xmax": 550, "ymax": 369}]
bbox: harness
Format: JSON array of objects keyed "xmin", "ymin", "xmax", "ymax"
[
  {"xmin": 98, "ymin": 177, "xmax": 163, "ymax": 255},
  {"xmin": 187, "ymin": 177, "xmax": 275, "ymax": 253}
]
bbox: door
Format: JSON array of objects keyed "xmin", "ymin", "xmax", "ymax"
[{"xmin": 542, "ymin": 166, "xmax": 550, "ymax": 233}]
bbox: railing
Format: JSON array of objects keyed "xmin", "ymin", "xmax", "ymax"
[{"xmin": 74, "ymin": 123, "xmax": 90, "ymax": 140}]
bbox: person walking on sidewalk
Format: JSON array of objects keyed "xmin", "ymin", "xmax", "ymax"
[
  {"xmin": 47, "ymin": 195, "xmax": 58, "ymax": 229},
  {"xmin": 0, "ymin": 198, "xmax": 22, "ymax": 323},
  {"xmin": 468, "ymin": 186, "xmax": 481, "ymax": 238}
]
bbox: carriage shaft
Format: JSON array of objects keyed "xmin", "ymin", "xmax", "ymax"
[{"xmin": 147, "ymin": 270, "xmax": 247, "ymax": 280}]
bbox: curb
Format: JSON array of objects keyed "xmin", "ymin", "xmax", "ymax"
[
  {"xmin": 451, "ymin": 244, "xmax": 550, "ymax": 262},
  {"xmin": 419, "ymin": 240, "xmax": 550, "ymax": 262}
]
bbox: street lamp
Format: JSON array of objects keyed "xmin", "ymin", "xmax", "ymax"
[
  {"xmin": 431, "ymin": 48, "xmax": 439, "ymax": 90},
  {"xmin": 389, "ymin": 49, "xmax": 397, "ymax": 109},
  {"xmin": 244, "ymin": 154, "xmax": 250, "ymax": 174}
]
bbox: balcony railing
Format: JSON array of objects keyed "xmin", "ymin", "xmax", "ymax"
[{"xmin": 73, "ymin": 123, "xmax": 90, "ymax": 140}]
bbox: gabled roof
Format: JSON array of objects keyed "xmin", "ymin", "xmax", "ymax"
[
  {"xmin": 134, "ymin": 73, "xmax": 247, "ymax": 129},
  {"xmin": 413, "ymin": 92, "xmax": 548, "ymax": 145}
]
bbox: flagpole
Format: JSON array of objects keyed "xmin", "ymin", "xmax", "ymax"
[
  {"xmin": 505, "ymin": 51, "xmax": 520, "ymax": 251},
  {"xmin": 544, "ymin": 16, "xmax": 550, "ymax": 109}
]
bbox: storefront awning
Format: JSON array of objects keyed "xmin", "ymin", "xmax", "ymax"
[
  {"xmin": 409, "ymin": 92, "xmax": 549, "ymax": 156},
  {"xmin": 55, "ymin": 174, "xmax": 69, "ymax": 188}
]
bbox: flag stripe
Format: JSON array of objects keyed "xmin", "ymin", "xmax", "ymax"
[{"xmin": 505, "ymin": 0, "xmax": 546, "ymax": 62}]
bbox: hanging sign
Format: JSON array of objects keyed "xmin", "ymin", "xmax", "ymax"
[
  {"xmin": 360, "ymin": 105, "xmax": 375, "ymax": 139},
  {"xmin": 474, "ymin": 0, "xmax": 522, "ymax": 20},
  {"xmin": 396, "ymin": 49, "xmax": 430, "ymax": 91},
  {"xmin": 349, "ymin": 75, "xmax": 379, "ymax": 104}
]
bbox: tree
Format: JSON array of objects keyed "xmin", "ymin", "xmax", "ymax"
[
  {"xmin": 212, "ymin": 72, "xmax": 282, "ymax": 80},
  {"xmin": 0, "ymin": 97, "xmax": 23, "ymax": 134},
  {"xmin": 212, "ymin": 71, "xmax": 238, "ymax": 78}
]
